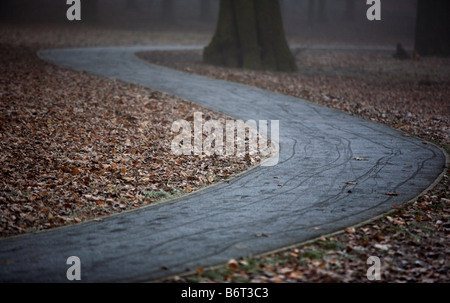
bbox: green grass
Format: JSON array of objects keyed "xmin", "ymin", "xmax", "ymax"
[
  {"xmin": 142, "ymin": 188, "xmax": 183, "ymax": 202},
  {"xmin": 300, "ymin": 248, "xmax": 326, "ymax": 260},
  {"xmin": 317, "ymin": 238, "xmax": 347, "ymax": 251}
]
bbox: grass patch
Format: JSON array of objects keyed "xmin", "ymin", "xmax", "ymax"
[
  {"xmin": 142, "ymin": 188, "xmax": 183, "ymax": 202},
  {"xmin": 300, "ymin": 247, "xmax": 326, "ymax": 260}
]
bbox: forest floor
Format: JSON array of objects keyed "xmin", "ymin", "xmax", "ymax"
[
  {"xmin": 0, "ymin": 25, "xmax": 258, "ymax": 238},
  {"xmin": 0, "ymin": 24, "xmax": 449, "ymax": 282},
  {"xmin": 138, "ymin": 47, "xmax": 450, "ymax": 283}
]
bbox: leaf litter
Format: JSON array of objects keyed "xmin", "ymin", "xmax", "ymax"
[
  {"xmin": 1, "ymin": 26, "xmax": 448, "ymax": 282},
  {"xmin": 140, "ymin": 48, "xmax": 450, "ymax": 283},
  {"xmin": 0, "ymin": 44, "xmax": 260, "ymax": 238}
]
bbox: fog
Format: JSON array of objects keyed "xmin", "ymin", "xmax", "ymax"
[{"xmin": 0, "ymin": 0, "xmax": 418, "ymax": 47}]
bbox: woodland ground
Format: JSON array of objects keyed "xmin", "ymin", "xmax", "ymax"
[
  {"xmin": 0, "ymin": 25, "xmax": 259, "ymax": 238},
  {"xmin": 138, "ymin": 42, "xmax": 450, "ymax": 283},
  {"xmin": 0, "ymin": 24, "xmax": 449, "ymax": 282}
]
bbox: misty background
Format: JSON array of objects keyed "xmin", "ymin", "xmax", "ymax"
[{"xmin": 0, "ymin": 0, "xmax": 419, "ymax": 47}]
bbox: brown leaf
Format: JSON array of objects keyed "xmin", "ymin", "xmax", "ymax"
[
  {"xmin": 345, "ymin": 227, "xmax": 356, "ymax": 234},
  {"xmin": 227, "ymin": 259, "xmax": 239, "ymax": 272},
  {"xmin": 195, "ymin": 267, "xmax": 204, "ymax": 275}
]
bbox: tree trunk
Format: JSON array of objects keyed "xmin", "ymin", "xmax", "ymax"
[
  {"xmin": 306, "ymin": 0, "xmax": 314, "ymax": 26},
  {"xmin": 84, "ymin": 0, "xmax": 99, "ymax": 23},
  {"xmin": 126, "ymin": 0, "xmax": 138, "ymax": 11},
  {"xmin": 414, "ymin": 0, "xmax": 450, "ymax": 57},
  {"xmin": 0, "ymin": 0, "xmax": 13, "ymax": 20},
  {"xmin": 317, "ymin": 0, "xmax": 327, "ymax": 23},
  {"xmin": 343, "ymin": 0, "xmax": 355, "ymax": 21},
  {"xmin": 161, "ymin": 0, "xmax": 174, "ymax": 22},
  {"xmin": 203, "ymin": 0, "xmax": 297, "ymax": 72},
  {"xmin": 199, "ymin": 0, "xmax": 212, "ymax": 21}
]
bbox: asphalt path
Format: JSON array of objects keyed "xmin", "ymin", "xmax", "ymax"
[{"xmin": 0, "ymin": 46, "xmax": 445, "ymax": 282}]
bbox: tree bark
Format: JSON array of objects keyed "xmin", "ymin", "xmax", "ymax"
[
  {"xmin": 203, "ymin": 0, "xmax": 297, "ymax": 72},
  {"xmin": 414, "ymin": 0, "xmax": 450, "ymax": 57},
  {"xmin": 0, "ymin": 1, "xmax": 14, "ymax": 21}
]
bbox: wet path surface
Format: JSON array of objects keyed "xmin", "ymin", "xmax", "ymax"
[{"xmin": 0, "ymin": 46, "xmax": 445, "ymax": 282}]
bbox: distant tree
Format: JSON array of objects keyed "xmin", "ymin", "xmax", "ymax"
[
  {"xmin": 203, "ymin": 0, "xmax": 297, "ymax": 72},
  {"xmin": 306, "ymin": 0, "xmax": 327, "ymax": 25},
  {"xmin": 161, "ymin": 0, "xmax": 174, "ymax": 22},
  {"xmin": 126, "ymin": 0, "xmax": 138, "ymax": 11},
  {"xmin": 317, "ymin": 0, "xmax": 327, "ymax": 23},
  {"xmin": 199, "ymin": 0, "xmax": 212, "ymax": 21},
  {"xmin": 393, "ymin": 43, "xmax": 411, "ymax": 60},
  {"xmin": 0, "ymin": 0, "xmax": 17, "ymax": 21},
  {"xmin": 84, "ymin": 0, "xmax": 99, "ymax": 23},
  {"xmin": 306, "ymin": 0, "xmax": 314, "ymax": 25},
  {"xmin": 414, "ymin": 0, "xmax": 450, "ymax": 57},
  {"xmin": 343, "ymin": 0, "xmax": 355, "ymax": 21}
]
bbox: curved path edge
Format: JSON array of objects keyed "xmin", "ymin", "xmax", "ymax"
[{"xmin": 0, "ymin": 46, "xmax": 446, "ymax": 282}]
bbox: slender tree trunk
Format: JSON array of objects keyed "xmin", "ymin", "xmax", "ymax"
[
  {"xmin": 162, "ymin": 0, "xmax": 174, "ymax": 22},
  {"xmin": 343, "ymin": 0, "xmax": 355, "ymax": 21},
  {"xmin": 203, "ymin": 0, "xmax": 297, "ymax": 72},
  {"xmin": 199, "ymin": 0, "xmax": 211, "ymax": 21},
  {"xmin": 84, "ymin": 0, "xmax": 99, "ymax": 23},
  {"xmin": 126, "ymin": 0, "xmax": 138, "ymax": 11},
  {"xmin": 317, "ymin": 0, "xmax": 327, "ymax": 23},
  {"xmin": 306, "ymin": 0, "xmax": 314, "ymax": 26},
  {"xmin": 414, "ymin": 0, "xmax": 450, "ymax": 57}
]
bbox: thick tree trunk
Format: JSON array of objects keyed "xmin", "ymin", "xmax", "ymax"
[
  {"xmin": 414, "ymin": 0, "xmax": 450, "ymax": 57},
  {"xmin": 0, "ymin": 0, "xmax": 13, "ymax": 20},
  {"xmin": 203, "ymin": 0, "xmax": 297, "ymax": 72}
]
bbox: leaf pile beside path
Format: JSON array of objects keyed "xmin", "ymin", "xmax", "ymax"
[
  {"xmin": 171, "ymin": 176, "xmax": 449, "ymax": 282},
  {"xmin": 138, "ymin": 49, "xmax": 450, "ymax": 149},
  {"xmin": 0, "ymin": 44, "xmax": 258, "ymax": 238}
]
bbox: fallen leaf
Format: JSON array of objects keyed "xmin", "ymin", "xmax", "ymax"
[
  {"xmin": 345, "ymin": 227, "xmax": 356, "ymax": 234},
  {"xmin": 227, "ymin": 259, "xmax": 239, "ymax": 272},
  {"xmin": 288, "ymin": 270, "xmax": 304, "ymax": 280}
]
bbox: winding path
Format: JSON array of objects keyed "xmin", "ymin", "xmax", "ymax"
[{"xmin": 0, "ymin": 46, "xmax": 446, "ymax": 282}]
